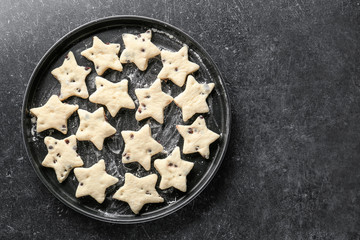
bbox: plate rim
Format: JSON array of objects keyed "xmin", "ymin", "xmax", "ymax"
[{"xmin": 21, "ymin": 15, "xmax": 231, "ymax": 224}]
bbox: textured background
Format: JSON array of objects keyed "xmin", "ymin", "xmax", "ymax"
[{"xmin": 1, "ymin": 0, "xmax": 360, "ymax": 239}]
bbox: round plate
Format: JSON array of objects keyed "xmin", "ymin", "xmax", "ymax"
[{"xmin": 22, "ymin": 16, "xmax": 230, "ymax": 223}]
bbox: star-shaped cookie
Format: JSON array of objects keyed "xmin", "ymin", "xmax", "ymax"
[
  {"xmin": 42, "ymin": 135, "xmax": 83, "ymax": 183},
  {"xmin": 157, "ymin": 45, "xmax": 200, "ymax": 87},
  {"xmin": 30, "ymin": 95, "xmax": 78, "ymax": 134},
  {"xmin": 120, "ymin": 30, "xmax": 160, "ymax": 71},
  {"xmin": 51, "ymin": 51, "xmax": 91, "ymax": 100},
  {"xmin": 113, "ymin": 173, "xmax": 164, "ymax": 214},
  {"xmin": 81, "ymin": 36, "xmax": 122, "ymax": 75},
  {"xmin": 135, "ymin": 79, "xmax": 173, "ymax": 124},
  {"xmin": 176, "ymin": 116, "xmax": 220, "ymax": 159},
  {"xmin": 74, "ymin": 159, "xmax": 118, "ymax": 204},
  {"xmin": 174, "ymin": 75, "xmax": 215, "ymax": 121},
  {"xmin": 154, "ymin": 147, "xmax": 194, "ymax": 192},
  {"xmin": 89, "ymin": 77, "xmax": 135, "ymax": 117},
  {"xmin": 75, "ymin": 107, "xmax": 116, "ymax": 150},
  {"xmin": 121, "ymin": 124, "xmax": 163, "ymax": 171}
]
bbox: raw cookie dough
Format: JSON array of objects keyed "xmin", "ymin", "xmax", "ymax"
[
  {"xmin": 174, "ymin": 75, "xmax": 215, "ymax": 122},
  {"xmin": 135, "ymin": 79, "xmax": 173, "ymax": 124},
  {"xmin": 157, "ymin": 45, "xmax": 200, "ymax": 87},
  {"xmin": 121, "ymin": 124, "xmax": 163, "ymax": 171},
  {"xmin": 154, "ymin": 147, "xmax": 194, "ymax": 192},
  {"xmin": 51, "ymin": 51, "xmax": 91, "ymax": 100},
  {"xmin": 113, "ymin": 173, "xmax": 164, "ymax": 214},
  {"xmin": 30, "ymin": 95, "xmax": 79, "ymax": 134},
  {"xmin": 74, "ymin": 159, "xmax": 118, "ymax": 204},
  {"xmin": 75, "ymin": 107, "xmax": 116, "ymax": 150},
  {"xmin": 89, "ymin": 77, "xmax": 135, "ymax": 117},
  {"xmin": 120, "ymin": 30, "xmax": 160, "ymax": 71},
  {"xmin": 42, "ymin": 135, "xmax": 83, "ymax": 183},
  {"xmin": 176, "ymin": 115, "xmax": 220, "ymax": 159},
  {"xmin": 81, "ymin": 36, "xmax": 123, "ymax": 75}
]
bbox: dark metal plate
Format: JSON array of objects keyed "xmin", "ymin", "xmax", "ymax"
[{"xmin": 22, "ymin": 16, "xmax": 230, "ymax": 223}]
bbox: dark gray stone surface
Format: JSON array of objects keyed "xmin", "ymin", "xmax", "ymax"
[{"xmin": 1, "ymin": 0, "xmax": 360, "ymax": 239}]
